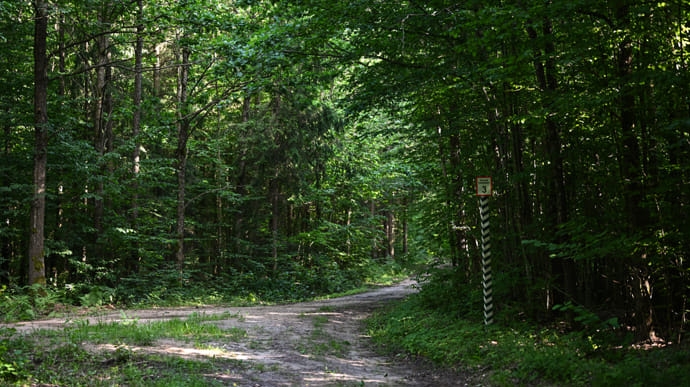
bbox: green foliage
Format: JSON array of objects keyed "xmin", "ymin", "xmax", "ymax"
[
  {"xmin": 368, "ymin": 288, "xmax": 690, "ymax": 386},
  {"xmin": 414, "ymin": 266, "xmax": 483, "ymax": 318},
  {"xmin": 552, "ymin": 301, "xmax": 620, "ymax": 331},
  {"xmin": 0, "ymin": 311, "xmax": 255, "ymax": 386},
  {"xmin": 0, "ymin": 328, "xmax": 30, "ymax": 382},
  {"xmin": 1, "ymin": 1, "xmax": 688, "ymax": 374},
  {"xmin": 0, "ymin": 284, "xmax": 61, "ymax": 322},
  {"xmin": 61, "ymin": 312, "xmax": 247, "ymax": 348}
]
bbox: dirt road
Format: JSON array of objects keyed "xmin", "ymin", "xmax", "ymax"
[{"xmin": 5, "ymin": 280, "xmax": 472, "ymax": 386}]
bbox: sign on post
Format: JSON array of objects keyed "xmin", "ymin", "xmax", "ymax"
[
  {"xmin": 476, "ymin": 176, "xmax": 493, "ymax": 197},
  {"xmin": 476, "ymin": 176, "xmax": 493, "ymax": 325}
]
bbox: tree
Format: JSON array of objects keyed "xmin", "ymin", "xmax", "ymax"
[
  {"xmin": 174, "ymin": 37, "xmax": 190, "ymax": 270},
  {"xmin": 28, "ymin": 0, "xmax": 49, "ymax": 286},
  {"xmin": 296, "ymin": 0, "xmax": 690, "ymax": 340},
  {"xmin": 131, "ymin": 0, "xmax": 143, "ymax": 252},
  {"xmin": 2, "ymin": 0, "xmax": 687, "ymax": 338}
]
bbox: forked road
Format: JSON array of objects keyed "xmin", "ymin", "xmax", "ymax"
[{"xmin": 5, "ymin": 279, "xmax": 471, "ymax": 386}]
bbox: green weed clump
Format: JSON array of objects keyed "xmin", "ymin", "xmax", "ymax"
[
  {"xmin": 367, "ymin": 282, "xmax": 690, "ymax": 387},
  {"xmin": 0, "ymin": 284, "xmax": 62, "ymax": 322},
  {"xmin": 0, "ymin": 313, "xmax": 250, "ymax": 385},
  {"xmin": 0, "ymin": 328, "xmax": 31, "ymax": 382}
]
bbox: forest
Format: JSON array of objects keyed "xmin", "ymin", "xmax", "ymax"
[{"xmin": 1, "ymin": 0, "xmax": 689, "ymax": 349}]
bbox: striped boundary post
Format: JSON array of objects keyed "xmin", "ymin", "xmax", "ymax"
[{"xmin": 480, "ymin": 196, "xmax": 494, "ymax": 325}]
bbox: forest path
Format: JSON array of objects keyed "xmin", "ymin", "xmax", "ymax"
[{"xmin": 4, "ymin": 280, "xmax": 473, "ymax": 386}]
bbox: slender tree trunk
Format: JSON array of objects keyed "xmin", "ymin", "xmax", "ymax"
[
  {"xmin": 385, "ymin": 211, "xmax": 395, "ymax": 259},
  {"xmin": 57, "ymin": 11, "xmax": 65, "ymax": 97},
  {"xmin": 402, "ymin": 198, "xmax": 409, "ymax": 255},
  {"xmin": 233, "ymin": 95, "xmax": 251, "ymax": 262},
  {"xmin": 53, "ymin": 10, "xmax": 67, "ymax": 279},
  {"xmin": 215, "ymin": 151, "xmax": 224, "ymax": 274},
  {"xmin": 527, "ymin": 18, "xmax": 575, "ymax": 311},
  {"xmin": 346, "ymin": 207, "xmax": 352, "ymax": 256},
  {"xmin": 436, "ymin": 123, "xmax": 462, "ymax": 267},
  {"xmin": 510, "ymin": 121, "xmax": 533, "ymax": 284},
  {"xmin": 614, "ymin": 4, "xmax": 654, "ymax": 340},
  {"xmin": 3, "ymin": 116, "xmax": 9, "ymax": 155},
  {"xmin": 271, "ymin": 180, "xmax": 280, "ymax": 272},
  {"xmin": 28, "ymin": 0, "xmax": 49, "ymax": 286},
  {"xmin": 370, "ymin": 200, "xmax": 377, "ymax": 260},
  {"xmin": 1, "ymin": 120, "xmax": 10, "ymax": 282},
  {"xmin": 154, "ymin": 44, "xmax": 162, "ymax": 98},
  {"xmin": 130, "ymin": 0, "xmax": 144, "ymax": 272},
  {"xmin": 448, "ymin": 130, "xmax": 468, "ymax": 268},
  {"xmin": 132, "ymin": 0, "xmax": 143, "ymax": 210},
  {"xmin": 93, "ymin": 8, "xmax": 113, "ymax": 257},
  {"xmin": 175, "ymin": 46, "xmax": 190, "ymax": 269}
]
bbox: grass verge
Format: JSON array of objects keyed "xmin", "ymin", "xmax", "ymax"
[
  {"xmin": 366, "ymin": 292, "xmax": 690, "ymax": 387},
  {"xmin": 0, "ymin": 313, "xmax": 251, "ymax": 386}
]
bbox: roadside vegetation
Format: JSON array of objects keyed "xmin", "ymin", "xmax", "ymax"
[
  {"xmin": 1, "ymin": 1, "xmax": 689, "ymax": 385},
  {"xmin": 0, "ymin": 261, "xmax": 408, "ymax": 323},
  {"xmin": 368, "ymin": 268, "xmax": 690, "ymax": 387},
  {"xmin": 2, "ymin": 263, "xmax": 689, "ymax": 386},
  {"xmin": 0, "ymin": 264, "xmax": 408, "ymax": 386},
  {"xmin": 0, "ymin": 313, "xmax": 250, "ymax": 386}
]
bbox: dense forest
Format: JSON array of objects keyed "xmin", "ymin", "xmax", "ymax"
[{"xmin": 1, "ymin": 0, "xmax": 689, "ymax": 344}]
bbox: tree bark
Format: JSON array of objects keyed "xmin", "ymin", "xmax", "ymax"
[
  {"xmin": 527, "ymin": 17, "xmax": 575, "ymax": 311},
  {"xmin": 385, "ymin": 211, "xmax": 395, "ymax": 259},
  {"xmin": 130, "ymin": 0, "xmax": 144, "ymax": 271},
  {"xmin": 614, "ymin": 3, "xmax": 654, "ymax": 340},
  {"xmin": 28, "ymin": 0, "xmax": 49, "ymax": 286},
  {"xmin": 175, "ymin": 46, "xmax": 190, "ymax": 269},
  {"xmin": 93, "ymin": 6, "xmax": 113, "ymax": 255},
  {"xmin": 271, "ymin": 180, "xmax": 280, "ymax": 272}
]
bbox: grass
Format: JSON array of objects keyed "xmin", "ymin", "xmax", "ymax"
[
  {"xmin": 0, "ymin": 313, "xmax": 252, "ymax": 386},
  {"xmin": 58, "ymin": 312, "xmax": 247, "ymax": 347},
  {"xmin": 0, "ymin": 261, "xmax": 413, "ymax": 324},
  {"xmin": 366, "ymin": 291, "xmax": 690, "ymax": 387},
  {"xmin": 295, "ymin": 313, "xmax": 351, "ymax": 358},
  {"xmin": 0, "ymin": 262, "xmax": 412, "ymax": 385},
  {"xmin": 0, "ymin": 308, "xmax": 352, "ymax": 385}
]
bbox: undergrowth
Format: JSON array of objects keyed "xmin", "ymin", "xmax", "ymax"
[
  {"xmin": 0, "ymin": 313, "xmax": 252, "ymax": 386},
  {"xmin": 367, "ymin": 269, "xmax": 690, "ymax": 387},
  {"xmin": 0, "ymin": 261, "xmax": 409, "ymax": 323}
]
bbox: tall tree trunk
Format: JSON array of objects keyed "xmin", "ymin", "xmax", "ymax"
[
  {"xmin": 402, "ymin": 197, "xmax": 409, "ymax": 255},
  {"xmin": 53, "ymin": 9, "xmax": 67, "ymax": 279},
  {"xmin": 510, "ymin": 121, "xmax": 533, "ymax": 283},
  {"xmin": 2, "ymin": 115, "xmax": 9, "ymax": 155},
  {"xmin": 233, "ymin": 95, "xmax": 251, "ymax": 263},
  {"xmin": 1, "ymin": 121, "xmax": 10, "ymax": 282},
  {"xmin": 448, "ymin": 129, "xmax": 468, "ymax": 269},
  {"xmin": 270, "ymin": 180, "xmax": 280, "ymax": 272},
  {"xmin": 436, "ymin": 122, "xmax": 463, "ymax": 268},
  {"xmin": 28, "ymin": 0, "xmax": 49, "ymax": 286},
  {"xmin": 385, "ymin": 211, "xmax": 395, "ymax": 259},
  {"xmin": 614, "ymin": 3, "xmax": 654, "ymax": 340},
  {"xmin": 154, "ymin": 43, "xmax": 164, "ymax": 98},
  {"xmin": 93, "ymin": 8, "xmax": 113, "ymax": 256},
  {"xmin": 370, "ymin": 200, "xmax": 377, "ymax": 260},
  {"xmin": 57, "ymin": 10, "xmax": 65, "ymax": 97},
  {"xmin": 527, "ymin": 18, "xmax": 575, "ymax": 311},
  {"xmin": 130, "ymin": 0, "xmax": 144, "ymax": 272},
  {"xmin": 175, "ymin": 46, "xmax": 190, "ymax": 269},
  {"xmin": 215, "ymin": 140, "xmax": 224, "ymax": 274}
]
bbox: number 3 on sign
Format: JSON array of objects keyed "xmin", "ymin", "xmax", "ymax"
[{"xmin": 476, "ymin": 176, "xmax": 492, "ymax": 197}]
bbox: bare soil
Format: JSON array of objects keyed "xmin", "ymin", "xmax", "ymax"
[{"xmin": 5, "ymin": 280, "xmax": 478, "ymax": 386}]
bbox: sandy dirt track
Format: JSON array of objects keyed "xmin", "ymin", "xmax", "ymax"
[{"xmin": 4, "ymin": 280, "xmax": 475, "ymax": 386}]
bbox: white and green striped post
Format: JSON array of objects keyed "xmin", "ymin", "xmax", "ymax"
[{"xmin": 476, "ymin": 177, "xmax": 493, "ymax": 326}]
